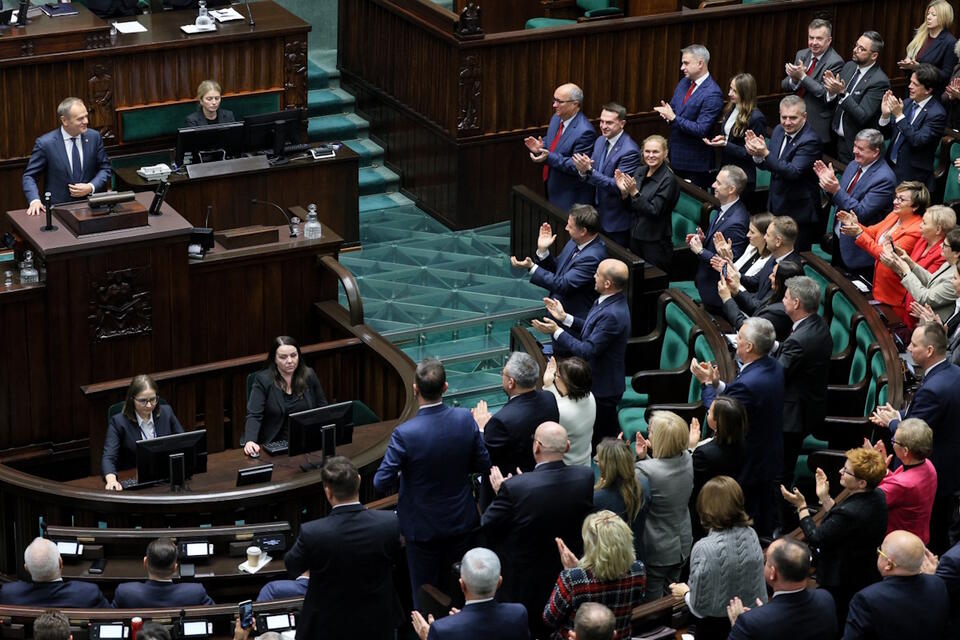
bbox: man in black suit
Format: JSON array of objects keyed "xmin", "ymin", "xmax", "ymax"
[
  {"xmin": 285, "ymin": 456, "xmax": 402, "ymax": 640},
  {"xmin": 0, "ymin": 537, "xmax": 110, "ymax": 608},
  {"xmin": 112, "ymin": 537, "xmax": 214, "ymax": 608},
  {"xmin": 481, "ymin": 422, "xmax": 594, "ymax": 638},
  {"xmin": 781, "ymin": 18, "xmax": 845, "ymax": 144}
]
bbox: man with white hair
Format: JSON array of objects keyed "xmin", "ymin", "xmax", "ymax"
[
  {"xmin": 410, "ymin": 547, "xmax": 529, "ymax": 640},
  {"xmin": 0, "ymin": 537, "xmax": 110, "ymax": 607}
]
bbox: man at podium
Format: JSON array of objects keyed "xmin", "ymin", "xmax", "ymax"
[{"xmin": 22, "ymin": 97, "xmax": 112, "ymax": 216}]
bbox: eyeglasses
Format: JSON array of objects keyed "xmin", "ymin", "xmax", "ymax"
[
  {"xmin": 891, "ymin": 439, "xmax": 905, "ymax": 448},
  {"xmin": 839, "ymin": 466, "xmax": 858, "ymax": 479},
  {"xmin": 852, "ymin": 45, "xmax": 874, "ymax": 53},
  {"xmin": 134, "ymin": 396, "xmax": 158, "ymax": 406},
  {"xmin": 877, "ymin": 547, "xmax": 898, "ymax": 567},
  {"xmin": 552, "ymin": 97, "xmax": 575, "ymax": 105}
]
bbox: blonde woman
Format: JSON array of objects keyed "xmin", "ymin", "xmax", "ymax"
[
  {"xmin": 900, "ymin": 0, "xmax": 958, "ymax": 91},
  {"xmin": 185, "ymin": 80, "xmax": 236, "ymax": 127}
]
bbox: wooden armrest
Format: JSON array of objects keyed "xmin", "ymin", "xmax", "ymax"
[
  {"xmin": 644, "ymin": 402, "xmax": 705, "ymax": 425},
  {"xmin": 814, "ymin": 416, "xmax": 874, "ymax": 448},
  {"xmin": 632, "ymin": 367, "xmax": 693, "ymax": 403},
  {"xmin": 577, "ymin": 8, "xmax": 623, "ymax": 21},
  {"xmin": 825, "ymin": 382, "xmax": 869, "ymax": 416},
  {"xmin": 697, "ymin": 0, "xmax": 739, "ymax": 8}
]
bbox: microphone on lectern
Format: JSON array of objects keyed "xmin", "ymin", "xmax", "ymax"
[{"xmin": 250, "ymin": 198, "xmax": 299, "ymax": 237}]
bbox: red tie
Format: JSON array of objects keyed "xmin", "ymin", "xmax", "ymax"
[
  {"xmin": 796, "ymin": 57, "xmax": 818, "ymax": 98},
  {"xmin": 542, "ymin": 122, "xmax": 565, "ymax": 182},
  {"xmin": 846, "ymin": 167, "xmax": 863, "ymax": 194},
  {"xmin": 682, "ymin": 81, "xmax": 696, "ymax": 104}
]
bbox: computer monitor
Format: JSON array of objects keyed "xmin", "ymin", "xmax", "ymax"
[
  {"xmin": 243, "ymin": 108, "xmax": 306, "ymax": 156},
  {"xmin": 136, "ymin": 429, "xmax": 208, "ymax": 484},
  {"xmin": 288, "ymin": 401, "xmax": 354, "ymax": 457},
  {"xmin": 174, "ymin": 121, "xmax": 244, "ymax": 166}
]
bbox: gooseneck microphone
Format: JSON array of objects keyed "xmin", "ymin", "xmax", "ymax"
[
  {"xmin": 250, "ymin": 198, "xmax": 298, "ymax": 237},
  {"xmin": 244, "ymin": 0, "xmax": 255, "ymax": 27}
]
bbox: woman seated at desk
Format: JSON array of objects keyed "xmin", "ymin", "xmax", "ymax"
[
  {"xmin": 243, "ymin": 336, "xmax": 328, "ymax": 457},
  {"xmin": 103, "ymin": 375, "xmax": 184, "ymax": 491},
  {"xmin": 185, "ymin": 80, "xmax": 236, "ymax": 127}
]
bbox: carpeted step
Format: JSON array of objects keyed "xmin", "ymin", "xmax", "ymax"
[
  {"xmin": 343, "ymin": 138, "xmax": 384, "ymax": 167},
  {"xmin": 359, "ymin": 193, "xmax": 414, "ymax": 214},
  {"xmin": 307, "ymin": 59, "xmax": 329, "ymax": 91},
  {"xmin": 308, "ymin": 50, "xmax": 340, "ymax": 90},
  {"xmin": 359, "ymin": 166, "xmax": 400, "ymax": 196},
  {"xmin": 307, "ymin": 113, "xmax": 368, "ymax": 142},
  {"xmin": 307, "ymin": 88, "xmax": 355, "ymax": 118}
]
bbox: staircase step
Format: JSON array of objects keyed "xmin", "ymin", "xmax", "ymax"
[
  {"xmin": 307, "ymin": 113, "xmax": 368, "ymax": 143},
  {"xmin": 308, "ymin": 50, "xmax": 340, "ymax": 90},
  {"xmin": 359, "ymin": 193, "xmax": 414, "ymax": 213},
  {"xmin": 343, "ymin": 138, "xmax": 384, "ymax": 167},
  {"xmin": 307, "ymin": 59, "xmax": 330, "ymax": 91},
  {"xmin": 307, "ymin": 88, "xmax": 356, "ymax": 118},
  {"xmin": 359, "ymin": 166, "xmax": 400, "ymax": 196}
]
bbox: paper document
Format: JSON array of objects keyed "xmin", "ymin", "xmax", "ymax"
[
  {"xmin": 113, "ymin": 20, "xmax": 147, "ymax": 33},
  {"xmin": 211, "ymin": 7, "xmax": 245, "ymax": 22},
  {"xmin": 180, "ymin": 23, "xmax": 218, "ymax": 34}
]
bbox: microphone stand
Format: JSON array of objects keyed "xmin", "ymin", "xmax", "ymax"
[
  {"xmin": 244, "ymin": 0, "xmax": 255, "ymax": 27},
  {"xmin": 41, "ymin": 191, "xmax": 57, "ymax": 232},
  {"xmin": 250, "ymin": 198, "xmax": 298, "ymax": 237}
]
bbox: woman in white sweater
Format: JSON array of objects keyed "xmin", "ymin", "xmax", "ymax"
[{"xmin": 543, "ymin": 356, "xmax": 596, "ymax": 468}]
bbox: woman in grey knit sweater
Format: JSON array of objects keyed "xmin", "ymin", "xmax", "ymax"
[{"xmin": 670, "ymin": 476, "xmax": 766, "ymax": 640}]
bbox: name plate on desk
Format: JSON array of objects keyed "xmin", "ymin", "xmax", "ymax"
[
  {"xmin": 186, "ymin": 155, "xmax": 270, "ymax": 179},
  {"xmin": 54, "ymin": 201, "xmax": 149, "ymax": 236}
]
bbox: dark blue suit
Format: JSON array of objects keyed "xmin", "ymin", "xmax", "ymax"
[
  {"xmin": 257, "ymin": 576, "xmax": 309, "ymax": 601},
  {"xmin": 760, "ymin": 123, "xmax": 822, "ymax": 232},
  {"xmin": 583, "ymin": 134, "xmax": 641, "ymax": 244},
  {"xmin": 112, "ymin": 580, "xmax": 214, "ymax": 608},
  {"xmin": 729, "ymin": 589, "xmax": 837, "ymax": 640},
  {"xmin": 937, "ymin": 542, "xmax": 960, "ymax": 636},
  {"xmin": 483, "ymin": 390, "xmax": 559, "ymax": 475},
  {"xmin": 667, "ymin": 74, "xmax": 725, "ymax": 176},
  {"xmin": 0, "ymin": 580, "xmax": 111, "ymax": 608},
  {"xmin": 703, "ymin": 356, "xmax": 784, "ymax": 535},
  {"xmin": 842, "ymin": 574, "xmax": 948, "ymax": 639},
  {"xmin": 912, "ymin": 29, "xmax": 959, "ymax": 91},
  {"xmin": 22, "ymin": 127, "xmax": 112, "ymax": 206},
  {"xmin": 883, "ymin": 97, "xmax": 947, "ymax": 189},
  {"xmin": 543, "ymin": 111, "xmax": 598, "ymax": 212},
  {"xmin": 426, "ymin": 599, "xmax": 530, "ymax": 640},
  {"xmin": 830, "ymin": 159, "xmax": 897, "ymax": 271},
  {"xmin": 101, "ymin": 404, "xmax": 184, "ymax": 477},
  {"xmin": 531, "ymin": 236, "xmax": 606, "ymax": 321},
  {"xmin": 693, "ymin": 199, "xmax": 750, "ymax": 310},
  {"xmin": 555, "ymin": 292, "xmax": 630, "ymax": 401}
]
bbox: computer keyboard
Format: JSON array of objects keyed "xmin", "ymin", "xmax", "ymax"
[
  {"xmin": 263, "ymin": 440, "xmax": 289, "ymax": 455},
  {"xmin": 282, "ymin": 143, "xmax": 311, "ymax": 155}
]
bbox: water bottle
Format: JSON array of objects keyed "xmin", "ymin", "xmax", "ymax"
[
  {"xmin": 303, "ymin": 203, "xmax": 322, "ymax": 239},
  {"xmin": 19, "ymin": 250, "xmax": 39, "ymax": 285},
  {"xmin": 195, "ymin": 0, "xmax": 214, "ymax": 27},
  {"xmin": 3, "ymin": 271, "xmax": 13, "ymax": 287}
]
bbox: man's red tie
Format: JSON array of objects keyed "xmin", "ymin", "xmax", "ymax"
[
  {"xmin": 682, "ymin": 81, "xmax": 695, "ymax": 105},
  {"xmin": 543, "ymin": 122, "xmax": 565, "ymax": 182},
  {"xmin": 796, "ymin": 57, "xmax": 818, "ymax": 98},
  {"xmin": 846, "ymin": 167, "xmax": 863, "ymax": 194}
]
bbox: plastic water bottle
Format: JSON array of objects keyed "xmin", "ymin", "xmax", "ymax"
[
  {"xmin": 19, "ymin": 251, "xmax": 39, "ymax": 285},
  {"xmin": 303, "ymin": 203, "xmax": 322, "ymax": 239},
  {"xmin": 195, "ymin": 0, "xmax": 214, "ymax": 27}
]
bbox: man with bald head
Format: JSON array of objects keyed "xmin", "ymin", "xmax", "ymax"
[
  {"xmin": 524, "ymin": 83, "xmax": 598, "ymax": 212},
  {"xmin": 482, "ymin": 422, "xmax": 594, "ymax": 638},
  {"xmin": 842, "ymin": 530, "xmax": 948, "ymax": 639},
  {"xmin": 572, "ymin": 603, "xmax": 616, "ymax": 640},
  {"xmin": 532, "ymin": 258, "xmax": 631, "ymax": 444}
]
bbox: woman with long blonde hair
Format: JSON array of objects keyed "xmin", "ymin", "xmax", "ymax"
[{"xmin": 900, "ymin": 0, "xmax": 957, "ymax": 92}]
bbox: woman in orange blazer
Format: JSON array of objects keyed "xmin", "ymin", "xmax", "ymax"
[{"xmin": 838, "ymin": 181, "xmax": 929, "ymax": 323}]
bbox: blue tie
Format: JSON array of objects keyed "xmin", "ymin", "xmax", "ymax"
[
  {"xmin": 598, "ymin": 141, "xmax": 610, "ymax": 171},
  {"xmin": 71, "ymin": 137, "xmax": 83, "ymax": 183},
  {"xmin": 890, "ymin": 103, "xmax": 915, "ymax": 163}
]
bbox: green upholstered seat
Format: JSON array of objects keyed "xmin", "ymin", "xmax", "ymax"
[
  {"xmin": 847, "ymin": 321, "xmax": 876, "ymax": 386},
  {"xmin": 669, "ymin": 280, "xmax": 702, "ymax": 302},
  {"xmin": 672, "ymin": 190, "xmax": 707, "ymax": 248},
  {"xmin": 619, "ymin": 386, "xmax": 648, "ymax": 409},
  {"xmin": 863, "ymin": 351, "xmax": 888, "ymax": 417},
  {"xmin": 802, "ymin": 264, "xmax": 829, "ymax": 316},
  {"xmin": 526, "ymin": 0, "xmax": 618, "ymax": 28},
  {"xmin": 119, "ymin": 93, "xmax": 282, "ymax": 143},
  {"xmin": 944, "ymin": 143, "xmax": 960, "ymax": 202},
  {"xmin": 618, "ymin": 406, "xmax": 648, "ymax": 442},
  {"xmin": 754, "ymin": 142, "xmax": 772, "ymax": 189},
  {"xmin": 829, "ymin": 291, "xmax": 857, "ymax": 357},
  {"xmin": 687, "ymin": 334, "xmax": 715, "ymax": 403}
]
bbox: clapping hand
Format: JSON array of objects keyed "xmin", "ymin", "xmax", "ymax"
[
  {"xmin": 897, "ymin": 57, "xmax": 919, "ymax": 71},
  {"xmin": 524, "ymin": 136, "xmax": 548, "ymax": 163},
  {"xmin": 779, "ymin": 484, "xmax": 807, "ymax": 510},
  {"xmin": 689, "ymin": 357, "xmax": 719, "ymax": 386},
  {"xmin": 743, "ymin": 130, "xmax": 768, "ymax": 157},
  {"xmin": 634, "ymin": 431, "xmax": 652, "ymax": 460},
  {"xmin": 688, "ymin": 417, "xmax": 702, "ymax": 449},
  {"xmin": 814, "ymin": 467, "xmax": 832, "ymax": 505},
  {"xmin": 836, "ymin": 210, "xmax": 861, "ymax": 237},
  {"xmin": 615, "ymin": 169, "xmax": 638, "ymax": 197},
  {"xmin": 881, "ymin": 90, "xmax": 904, "ymax": 117},
  {"xmin": 510, "ymin": 256, "xmax": 534, "ymax": 269},
  {"xmin": 537, "ymin": 221, "xmax": 557, "ymax": 252},
  {"xmin": 785, "ymin": 60, "xmax": 805, "ymax": 81},
  {"xmin": 727, "ymin": 596, "xmax": 762, "ymax": 626},
  {"xmin": 813, "ymin": 160, "xmax": 840, "ymax": 194},
  {"xmin": 864, "ymin": 437, "xmax": 893, "ymax": 468},
  {"xmin": 725, "ymin": 263, "xmax": 741, "ymax": 292},
  {"xmin": 653, "ymin": 100, "xmax": 676, "ymax": 122},
  {"xmin": 543, "ymin": 356, "xmax": 558, "ymax": 388},
  {"xmin": 822, "ymin": 69, "xmax": 846, "ymax": 94},
  {"xmin": 556, "ymin": 537, "xmax": 580, "ymax": 569},
  {"xmin": 909, "ymin": 301, "xmax": 944, "ymax": 326},
  {"xmin": 717, "ymin": 274, "xmax": 732, "ymax": 301},
  {"xmin": 572, "ymin": 153, "xmax": 593, "ymax": 174},
  {"xmin": 713, "ymin": 232, "xmax": 732, "ymax": 261},
  {"xmin": 472, "ymin": 400, "xmax": 492, "ymax": 430},
  {"xmin": 869, "ymin": 403, "xmax": 899, "ymax": 428},
  {"xmin": 410, "ymin": 611, "xmax": 434, "ymax": 640},
  {"xmin": 489, "ymin": 465, "xmax": 518, "ymax": 494},
  {"xmin": 702, "ymin": 134, "xmax": 727, "ymax": 148}
]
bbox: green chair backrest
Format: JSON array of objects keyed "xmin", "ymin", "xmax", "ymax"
[
  {"xmin": 660, "ymin": 301, "xmax": 698, "ymax": 369},
  {"xmin": 119, "ymin": 93, "xmax": 282, "ymax": 143},
  {"xmin": 688, "ymin": 335, "xmax": 716, "ymax": 402},
  {"xmin": 352, "ymin": 400, "xmax": 381, "ymax": 425},
  {"xmin": 830, "ymin": 291, "xmax": 857, "ymax": 356},
  {"xmin": 672, "ymin": 191, "xmax": 706, "ymax": 248},
  {"xmin": 802, "ymin": 264, "xmax": 829, "ymax": 317},
  {"xmin": 847, "ymin": 321, "xmax": 877, "ymax": 385},
  {"xmin": 863, "ymin": 351, "xmax": 888, "ymax": 416},
  {"xmin": 944, "ymin": 143, "xmax": 960, "ymax": 202},
  {"xmin": 108, "ymin": 401, "xmax": 123, "ymax": 421},
  {"xmin": 579, "ymin": 0, "xmax": 611, "ymax": 9}
]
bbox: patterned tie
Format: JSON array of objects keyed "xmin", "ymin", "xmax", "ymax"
[
  {"xmin": 846, "ymin": 167, "xmax": 863, "ymax": 194},
  {"xmin": 778, "ymin": 135, "xmax": 793, "ymax": 159},
  {"xmin": 796, "ymin": 56, "xmax": 818, "ymax": 97},
  {"xmin": 71, "ymin": 137, "xmax": 83, "ymax": 183},
  {"xmin": 543, "ymin": 122, "xmax": 565, "ymax": 182},
  {"xmin": 682, "ymin": 81, "xmax": 696, "ymax": 104}
]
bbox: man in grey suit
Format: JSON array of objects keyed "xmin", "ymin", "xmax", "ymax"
[
  {"xmin": 781, "ymin": 18, "xmax": 845, "ymax": 144},
  {"xmin": 824, "ymin": 31, "xmax": 891, "ymax": 163}
]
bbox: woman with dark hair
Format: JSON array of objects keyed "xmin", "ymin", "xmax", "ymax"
[
  {"xmin": 543, "ymin": 356, "xmax": 596, "ymax": 468},
  {"xmin": 102, "ymin": 374, "xmax": 184, "ymax": 491},
  {"xmin": 688, "ymin": 396, "xmax": 746, "ymax": 505},
  {"xmin": 243, "ymin": 336, "xmax": 328, "ymax": 457},
  {"xmin": 715, "ymin": 213, "xmax": 772, "ymax": 280},
  {"xmin": 594, "ymin": 437, "xmax": 651, "ymax": 563},
  {"xmin": 718, "ymin": 260, "xmax": 802, "ymax": 341},
  {"xmin": 703, "ymin": 73, "xmax": 767, "ymax": 197}
]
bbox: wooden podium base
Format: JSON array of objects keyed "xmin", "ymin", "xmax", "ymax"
[{"xmin": 54, "ymin": 201, "xmax": 148, "ymax": 236}]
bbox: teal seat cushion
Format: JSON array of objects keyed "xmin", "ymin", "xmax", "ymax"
[
  {"xmin": 755, "ymin": 166, "xmax": 771, "ymax": 189},
  {"xmin": 526, "ymin": 17, "xmax": 576, "ymax": 28},
  {"xmin": 620, "ymin": 381, "xmax": 649, "ymax": 409},
  {"xmin": 120, "ymin": 93, "xmax": 282, "ymax": 143},
  {"xmin": 672, "ymin": 191, "xmax": 705, "ymax": 248},
  {"xmin": 660, "ymin": 301, "xmax": 697, "ymax": 369},
  {"xmin": 945, "ymin": 143, "xmax": 960, "ymax": 202},
  {"xmin": 618, "ymin": 407, "xmax": 648, "ymax": 443},
  {"xmin": 670, "ymin": 280, "xmax": 701, "ymax": 302}
]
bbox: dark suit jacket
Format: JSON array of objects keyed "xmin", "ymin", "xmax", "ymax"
[
  {"xmin": 555, "ymin": 292, "xmax": 631, "ymax": 399},
  {"xmin": 627, "ymin": 162, "xmax": 680, "ymax": 272},
  {"xmin": 721, "ymin": 299, "xmax": 793, "ymax": 342},
  {"xmin": 937, "ymin": 541, "xmax": 960, "ymax": 633},
  {"xmin": 22, "ymin": 127, "xmax": 112, "ymax": 206},
  {"xmin": 101, "ymin": 404, "xmax": 185, "ymax": 476},
  {"xmin": 85, "ymin": 0, "xmax": 139, "ymax": 18},
  {"xmin": 831, "ymin": 62, "xmax": 891, "ymax": 162},
  {"xmin": 483, "ymin": 390, "xmax": 559, "ymax": 474},
  {"xmin": 373, "ymin": 404, "xmax": 490, "ymax": 541},
  {"xmin": 112, "ymin": 580, "xmax": 214, "ymax": 608},
  {"xmin": 830, "ymin": 159, "xmax": 897, "ymax": 270},
  {"xmin": 257, "ymin": 576, "xmax": 309, "ymax": 602},
  {"xmin": 760, "ymin": 123, "xmax": 823, "ymax": 224},
  {"xmin": 284, "ymin": 504, "xmax": 402, "ymax": 640},
  {"xmin": 891, "ymin": 359, "xmax": 960, "ymax": 496},
  {"xmin": 184, "ymin": 107, "xmax": 237, "ymax": 127},
  {"xmin": 243, "ymin": 367, "xmax": 327, "ymax": 445},
  {"xmin": 544, "ymin": 111, "xmax": 598, "ymax": 212},
  {"xmin": 691, "ymin": 438, "xmax": 745, "ymax": 503},
  {"xmin": 694, "ymin": 199, "xmax": 750, "ymax": 309},
  {"xmin": 426, "ymin": 599, "xmax": 530, "ymax": 640},
  {"xmin": 735, "ymin": 252, "xmax": 803, "ymax": 315},
  {"xmin": 729, "ymin": 588, "xmax": 837, "ymax": 640},
  {"xmin": 842, "ymin": 574, "xmax": 948, "ymax": 639},
  {"xmin": 0, "ymin": 580, "xmax": 111, "ymax": 608},
  {"xmin": 782, "ymin": 46, "xmax": 846, "ymax": 142},
  {"xmin": 719, "ymin": 108, "xmax": 767, "ymax": 187},
  {"xmin": 776, "ymin": 314, "xmax": 832, "ymax": 435},
  {"xmin": 913, "ymin": 29, "xmax": 960, "ymax": 90},
  {"xmin": 883, "ymin": 97, "xmax": 948, "ymax": 185},
  {"xmin": 667, "ymin": 74, "xmax": 725, "ymax": 173},
  {"xmin": 531, "ymin": 236, "xmax": 606, "ymax": 320},
  {"xmin": 584, "ymin": 134, "xmax": 641, "ymax": 235},
  {"xmin": 481, "ymin": 460, "xmax": 593, "ymax": 632}
]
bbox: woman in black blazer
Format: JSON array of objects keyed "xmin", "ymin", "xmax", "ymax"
[
  {"xmin": 102, "ymin": 374, "xmax": 184, "ymax": 491},
  {"xmin": 703, "ymin": 73, "xmax": 766, "ymax": 198},
  {"xmin": 243, "ymin": 336, "xmax": 328, "ymax": 457},
  {"xmin": 184, "ymin": 79, "xmax": 236, "ymax": 127},
  {"xmin": 718, "ymin": 259, "xmax": 801, "ymax": 342},
  {"xmin": 616, "ymin": 134, "xmax": 680, "ymax": 274},
  {"xmin": 688, "ymin": 396, "xmax": 746, "ymax": 539},
  {"xmin": 900, "ymin": 1, "xmax": 958, "ymax": 94}
]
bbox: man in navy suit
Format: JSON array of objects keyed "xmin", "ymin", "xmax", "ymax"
[
  {"xmin": 688, "ymin": 165, "xmax": 750, "ymax": 312},
  {"xmin": 879, "ymin": 63, "xmax": 947, "ymax": 191},
  {"xmin": 654, "ymin": 44, "xmax": 724, "ymax": 189},
  {"xmin": 112, "ymin": 537, "xmax": 214, "ymax": 608},
  {"xmin": 0, "ymin": 537, "xmax": 110, "ymax": 608},
  {"xmin": 728, "ymin": 537, "xmax": 837, "ymax": 640},
  {"xmin": 22, "ymin": 97, "xmax": 112, "ymax": 216},
  {"xmin": 572, "ymin": 104, "xmax": 641, "ymax": 247},
  {"xmin": 745, "ymin": 95, "xmax": 823, "ymax": 251},
  {"xmin": 374, "ymin": 358, "xmax": 491, "ymax": 606},
  {"xmin": 410, "ymin": 547, "xmax": 530, "ymax": 640},
  {"xmin": 781, "ymin": 18, "xmax": 845, "ymax": 144},
  {"xmin": 692, "ymin": 317, "xmax": 785, "ymax": 536},
  {"xmin": 726, "ymin": 216, "xmax": 802, "ymax": 315},
  {"xmin": 525, "ymin": 83, "xmax": 598, "ymax": 212},
  {"xmin": 257, "ymin": 571, "xmax": 309, "ymax": 601},
  {"xmin": 932, "ymin": 537, "xmax": 960, "ymax": 635},
  {"xmin": 815, "ymin": 128, "xmax": 896, "ymax": 277},
  {"xmin": 843, "ymin": 530, "xmax": 949, "ymax": 639},
  {"xmin": 871, "ymin": 322, "xmax": 960, "ymax": 553},
  {"xmin": 532, "ymin": 259, "xmax": 631, "ymax": 443},
  {"xmin": 482, "ymin": 422, "xmax": 593, "ymax": 639},
  {"xmin": 287, "ymin": 456, "xmax": 402, "ymax": 640}
]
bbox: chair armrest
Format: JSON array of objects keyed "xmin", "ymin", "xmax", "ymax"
[
  {"xmin": 644, "ymin": 402, "xmax": 705, "ymax": 425},
  {"xmin": 542, "ymin": 0, "xmax": 578, "ymax": 18},
  {"xmin": 814, "ymin": 416, "xmax": 874, "ymax": 449},
  {"xmin": 632, "ymin": 366, "xmax": 693, "ymax": 403},
  {"xmin": 579, "ymin": 7, "xmax": 623, "ymax": 19},
  {"xmin": 697, "ymin": 0, "xmax": 739, "ymax": 7},
  {"xmin": 626, "ymin": 334, "xmax": 664, "ymax": 371},
  {"xmin": 825, "ymin": 382, "xmax": 868, "ymax": 417}
]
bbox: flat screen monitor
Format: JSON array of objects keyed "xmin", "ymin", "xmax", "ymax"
[
  {"xmin": 136, "ymin": 429, "xmax": 208, "ymax": 484},
  {"xmin": 243, "ymin": 108, "xmax": 306, "ymax": 156},
  {"xmin": 288, "ymin": 401, "xmax": 353, "ymax": 457},
  {"xmin": 175, "ymin": 121, "xmax": 244, "ymax": 166}
]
